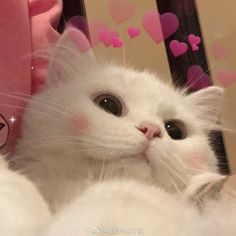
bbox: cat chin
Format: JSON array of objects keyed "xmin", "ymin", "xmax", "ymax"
[
  {"xmin": 138, "ymin": 153, "xmax": 150, "ymax": 163},
  {"xmin": 81, "ymin": 139, "xmax": 149, "ymax": 163}
]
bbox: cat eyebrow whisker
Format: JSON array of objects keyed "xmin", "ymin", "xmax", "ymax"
[
  {"xmin": 173, "ymin": 58, "xmax": 222, "ymax": 89},
  {"xmin": 185, "ymin": 59, "xmax": 221, "ymax": 90}
]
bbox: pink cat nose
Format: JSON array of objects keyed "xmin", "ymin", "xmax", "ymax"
[{"xmin": 137, "ymin": 121, "xmax": 161, "ymax": 141}]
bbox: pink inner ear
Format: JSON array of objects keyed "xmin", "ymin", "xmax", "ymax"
[
  {"xmin": 186, "ymin": 153, "xmax": 206, "ymax": 171},
  {"xmin": 67, "ymin": 27, "xmax": 91, "ymax": 53},
  {"xmin": 69, "ymin": 113, "xmax": 90, "ymax": 134}
]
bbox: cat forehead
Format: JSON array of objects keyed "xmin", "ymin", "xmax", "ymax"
[{"xmin": 92, "ymin": 65, "xmax": 183, "ymax": 104}]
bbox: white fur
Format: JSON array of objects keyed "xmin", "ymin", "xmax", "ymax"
[
  {"xmin": 11, "ymin": 28, "xmax": 223, "ymax": 212},
  {"xmin": 43, "ymin": 179, "xmax": 236, "ymax": 236},
  {"xmin": 0, "ymin": 155, "xmax": 51, "ymax": 236}
]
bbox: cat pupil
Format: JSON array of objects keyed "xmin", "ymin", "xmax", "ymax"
[{"xmin": 164, "ymin": 121, "xmax": 186, "ymax": 140}]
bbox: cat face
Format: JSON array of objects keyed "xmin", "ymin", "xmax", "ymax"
[{"xmin": 20, "ymin": 28, "xmax": 223, "ymax": 191}]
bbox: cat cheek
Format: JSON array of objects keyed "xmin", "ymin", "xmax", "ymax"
[
  {"xmin": 69, "ymin": 113, "xmax": 91, "ymax": 134},
  {"xmin": 185, "ymin": 153, "xmax": 206, "ymax": 171}
]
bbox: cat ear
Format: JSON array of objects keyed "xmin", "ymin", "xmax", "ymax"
[
  {"xmin": 47, "ymin": 27, "xmax": 96, "ymax": 86},
  {"xmin": 186, "ymin": 86, "xmax": 224, "ymax": 129}
]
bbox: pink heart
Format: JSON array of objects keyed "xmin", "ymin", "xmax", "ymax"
[
  {"xmin": 142, "ymin": 11, "xmax": 179, "ymax": 44},
  {"xmin": 68, "ymin": 16, "xmax": 107, "ymax": 47},
  {"xmin": 187, "ymin": 65, "xmax": 212, "ymax": 90},
  {"xmin": 212, "ymin": 42, "xmax": 230, "ymax": 60},
  {"xmin": 217, "ymin": 71, "xmax": 236, "ymax": 88},
  {"xmin": 127, "ymin": 27, "xmax": 140, "ymax": 38},
  {"xmin": 98, "ymin": 29, "xmax": 119, "ymax": 47},
  {"xmin": 188, "ymin": 34, "xmax": 201, "ymax": 51},
  {"xmin": 161, "ymin": 13, "xmax": 180, "ymax": 39},
  {"xmin": 188, "ymin": 34, "xmax": 201, "ymax": 45},
  {"xmin": 108, "ymin": 0, "xmax": 136, "ymax": 24},
  {"xmin": 191, "ymin": 44, "xmax": 199, "ymax": 51},
  {"xmin": 169, "ymin": 40, "xmax": 188, "ymax": 57},
  {"xmin": 88, "ymin": 21, "xmax": 108, "ymax": 47},
  {"xmin": 112, "ymin": 37, "xmax": 124, "ymax": 48}
]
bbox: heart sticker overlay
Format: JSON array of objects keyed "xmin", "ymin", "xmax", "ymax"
[
  {"xmin": 67, "ymin": 27, "xmax": 91, "ymax": 53},
  {"xmin": 187, "ymin": 65, "xmax": 212, "ymax": 90},
  {"xmin": 212, "ymin": 42, "xmax": 230, "ymax": 60},
  {"xmin": 108, "ymin": 0, "xmax": 136, "ymax": 24},
  {"xmin": 68, "ymin": 16, "xmax": 107, "ymax": 47},
  {"xmin": 188, "ymin": 34, "xmax": 201, "ymax": 51},
  {"xmin": 0, "ymin": 114, "xmax": 9, "ymax": 149},
  {"xmin": 112, "ymin": 37, "xmax": 124, "ymax": 48},
  {"xmin": 217, "ymin": 71, "xmax": 236, "ymax": 88},
  {"xmin": 98, "ymin": 29, "xmax": 119, "ymax": 47},
  {"xmin": 127, "ymin": 27, "xmax": 140, "ymax": 38},
  {"xmin": 169, "ymin": 40, "xmax": 188, "ymax": 57},
  {"xmin": 142, "ymin": 11, "xmax": 179, "ymax": 44},
  {"xmin": 191, "ymin": 44, "xmax": 199, "ymax": 51}
]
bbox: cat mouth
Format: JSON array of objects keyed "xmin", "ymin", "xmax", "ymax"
[
  {"xmin": 140, "ymin": 153, "xmax": 150, "ymax": 163},
  {"xmin": 138, "ymin": 144, "xmax": 150, "ymax": 163},
  {"xmin": 140, "ymin": 153, "xmax": 149, "ymax": 163}
]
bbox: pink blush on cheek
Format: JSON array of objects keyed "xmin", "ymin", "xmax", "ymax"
[
  {"xmin": 185, "ymin": 153, "xmax": 206, "ymax": 171},
  {"xmin": 69, "ymin": 113, "xmax": 91, "ymax": 134}
]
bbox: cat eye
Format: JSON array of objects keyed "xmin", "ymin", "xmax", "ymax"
[
  {"xmin": 164, "ymin": 120, "xmax": 187, "ymax": 140},
  {"xmin": 94, "ymin": 94, "xmax": 123, "ymax": 117}
]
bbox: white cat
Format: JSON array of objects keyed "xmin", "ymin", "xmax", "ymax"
[
  {"xmin": 11, "ymin": 27, "xmax": 223, "ymax": 214},
  {"xmin": 9, "ymin": 27, "xmax": 236, "ymax": 235},
  {"xmin": 0, "ymin": 154, "xmax": 51, "ymax": 236}
]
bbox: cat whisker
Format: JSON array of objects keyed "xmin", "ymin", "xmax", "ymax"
[
  {"xmin": 12, "ymin": 144, "xmax": 102, "ymax": 162},
  {"xmin": 0, "ymin": 103, "xmax": 90, "ymax": 133},
  {"xmin": 98, "ymin": 160, "xmax": 106, "ymax": 181},
  {"xmin": 16, "ymin": 135, "xmax": 86, "ymax": 148},
  {"xmin": 16, "ymin": 134, "xmax": 139, "ymax": 158},
  {"xmin": 0, "ymin": 103, "xmax": 143, "ymax": 145},
  {"xmin": 181, "ymin": 163, "xmax": 203, "ymax": 175},
  {"xmin": 169, "ymin": 176, "xmax": 182, "ymax": 194},
  {"xmin": 0, "ymin": 103, "xmax": 67, "ymax": 126},
  {"xmin": 14, "ymin": 141, "xmax": 81, "ymax": 153},
  {"xmin": 158, "ymin": 155, "xmax": 188, "ymax": 190},
  {"xmin": 0, "ymin": 92, "xmax": 69, "ymax": 115},
  {"xmin": 186, "ymin": 60, "xmax": 220, "ymax": 90}
]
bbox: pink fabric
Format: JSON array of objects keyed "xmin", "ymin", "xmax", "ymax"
[
  {"xmin": 0, "ymin": 0, "xmax": 62, "ymax": 152},
  {"xmin": 30, "ymin": 0, "xmax": 62, "ymax": 93}
]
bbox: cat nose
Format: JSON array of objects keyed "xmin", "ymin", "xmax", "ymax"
[{"xmin": 137, "ymin": 121, "xmax": 161, "ymax": 141}]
